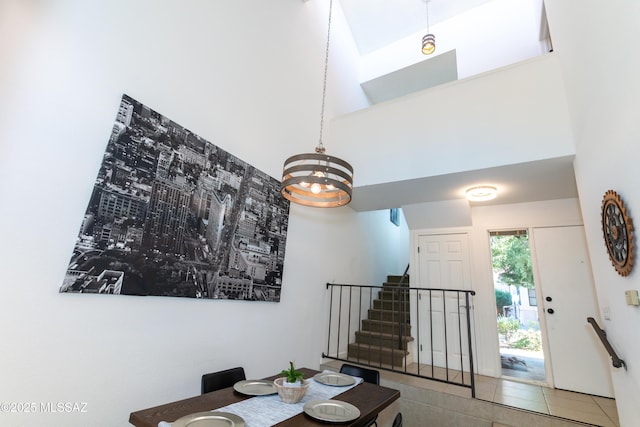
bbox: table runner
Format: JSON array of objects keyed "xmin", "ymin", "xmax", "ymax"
[{"xmin": 158, "ymin": 372, "xmax": 363, "ymax": 427}]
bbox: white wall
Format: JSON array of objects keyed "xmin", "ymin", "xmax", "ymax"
[
  {"xmin": 326, "ymin": 208, "xmax": 410, "ymax": 359},
  {"xmin": 359, "ymin": 0, "xmax": 547, "ymax": 82},
  {"xmin": 330, "ymin": 53, "xmax": 575, "ymax": 187},
  {"xmin": 402, "ymin": 199, "xmax": 472, "ymax": 230},
  {"xmin": 0, "ymin": 1, "xmax": 408, "ymax": 426},
  {"xmin": 544, "ymin": 1, "xmax": 640, "ymax": 425}
]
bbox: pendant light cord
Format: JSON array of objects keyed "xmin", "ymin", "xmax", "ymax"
[
  {"xmin": 425, "ymin": 0, "xmax": 430, "ymax": 32},
  {"xmin": 280, "ymin": 0, "xmax": 353, "ymax": 208},
  {"xmin": 316, "ymin": 0, "xmax": 333, "ymax": 153}
]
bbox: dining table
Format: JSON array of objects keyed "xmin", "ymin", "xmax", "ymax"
[{"xmin": 129, "ymin": 367, "xmax": 400, "ymax": 427}]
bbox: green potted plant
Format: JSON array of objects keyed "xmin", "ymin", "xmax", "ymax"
[
  {"xmin": 274, "ymin": 361, "xmax": 310, "ymax": 403},
  {"xmin": 280, "ymin": 361, "xmax": 304, "ymax": 385}
]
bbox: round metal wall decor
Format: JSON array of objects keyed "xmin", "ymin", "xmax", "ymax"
[{"xmin": 601, "ymin": 190, "xmax": 635, "ymax": 276}]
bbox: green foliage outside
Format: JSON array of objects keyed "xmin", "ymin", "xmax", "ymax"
[
  {"xmin": 511, "ymin": 328, "xmax": 542, "ymax": 351},
  {"xmin": 497, "ymin": 315, "xmax": 520, "ymax": 343},
  {"xmin": 491, "ymin": 235, "xmax": 534, "ymax": 289},
  {"xmin": 492, "ymin": 234, "xmax": 542, "ymax": 352},
  {"xmin": 494, "ymin": 288, "xmax": 512, "ymax": 315},
  {"xmin": 497, "ymin": 316, "xmax": 542, "ymax": 351}
]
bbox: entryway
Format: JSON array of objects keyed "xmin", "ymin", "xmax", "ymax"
[
  {"xmin": 490, "ymin": 229, "xmax": 547, "ymax": 384},
  {"xmin": 531, "ymin": 225, "xmax": 613, "ymax": 397},
  {"xmin": 491, "ymin": 226, "xmax": 614, "ymax": 398}
]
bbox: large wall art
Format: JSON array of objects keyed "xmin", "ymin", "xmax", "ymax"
[{"xmin": 59, "ymin": 94, "xmax": 290, "ymax": 301}]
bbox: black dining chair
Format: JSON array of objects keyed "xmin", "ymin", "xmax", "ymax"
[
  {"xmin": 392, "ymin": 412, "xmax": 403, "ymax": 427},
  {"xmin": 339, "ymin": 364, "xmax": 380, "ymax": 426},
  {"xmin": 201, "ymin": 366, "xmax": 246, "ymax": 394},
  {"xmin": 339, "ymin": 363, "xmax": 380, "ymax": 385}
]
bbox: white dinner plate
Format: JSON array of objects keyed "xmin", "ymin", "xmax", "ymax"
[
  {"xmin": 233, "ymin": 379, "xmax": 277, "ymax": 396},
  {"xmin": 313, "ymin": 372, "xmax": 356, "ymax": 387},
  {"xmin": 303, "ymin": 399, "xmax": 361, "ymax": 423},
  {"xmin": 172, "ymin": 411, "xmax": 245, "ymax": 427}
]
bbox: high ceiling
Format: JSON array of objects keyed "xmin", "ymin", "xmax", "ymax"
[
  {"xmin": 332, "ymin": 0, "xmax": 575, "ymax": 212},
  {"xmin": 349, "ymin": 157, "xmax": 578, "ymax": 212},
  {"xmin": 340, "ymin": 0, "xmax": 494, "ymax": 54}
]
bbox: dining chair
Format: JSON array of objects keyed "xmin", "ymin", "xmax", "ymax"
[
  {"xmin": 392, "ymin": 412, "xmax": 403, "ymax": 427},
  {"xmin": 201, "ymin": 366, "xmax": 246, "ymax": 394},
  {"xmin": 339, "ymin": 363, "xmax": 380, "ymax": 385},
  {"xmin": 339, "ymin": 364, "xmax": 380, "ymax": 426}
]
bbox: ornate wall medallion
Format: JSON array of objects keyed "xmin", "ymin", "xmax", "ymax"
[{"xmin": 601, "ymin": 190, "xmax": 635, "ymax": 276}]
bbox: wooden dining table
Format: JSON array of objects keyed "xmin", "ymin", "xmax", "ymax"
[{"xmin": 129, "ymin": 367, "xmax": 400, "ymax": 427}]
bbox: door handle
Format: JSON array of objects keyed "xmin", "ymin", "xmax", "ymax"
[{"xmin": 547, "ymin": 308, "xmax": 555, "ymax": 314}]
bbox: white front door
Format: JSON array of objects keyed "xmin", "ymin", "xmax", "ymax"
[
  {"xmin": 532, "ymin": 226, "xmax": 614, "ymax": 397},
  {"xmin": 416, "ymin": 233, "xmax": 473, "ymax": 371}
]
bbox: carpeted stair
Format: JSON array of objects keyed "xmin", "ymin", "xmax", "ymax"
[{"xmin": 347, "ymin": 274, "xmax": 413, "ymax": 367}]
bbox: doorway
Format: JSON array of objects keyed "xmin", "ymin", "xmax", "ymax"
[
  {"xmin": 490, "ymin": 230, "xmax": 546, "ymax": 384},
  {"xmin": 531, "ymin": 226, "xmax": 613, "ymax": 397},
  {"xmin": 416, "ymin": 232, "xmax": 473, "ymax": 372}
]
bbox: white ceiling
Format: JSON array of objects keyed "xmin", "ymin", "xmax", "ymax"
[
  {"xmin": 349, "ymin": 157, "xmax": 578, "ymax": 212},
  {"xmin": 340, "ymin": 0, "xmax": 494, "ymax": 54},
  {"xmin": 333, "ymin": 0, "xmax": 575, "ymax": 212}
]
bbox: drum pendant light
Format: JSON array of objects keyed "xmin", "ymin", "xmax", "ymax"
[
  {"xmin": 422, "ymin": 0, "xmax": 436, "ymax": 55},
  {"xmin": 281, "ymin": 0, "xmax": 354, "ymax": 208}
]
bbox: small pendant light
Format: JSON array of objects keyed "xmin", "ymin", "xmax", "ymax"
[{"xmin": 422, "ymin": 0, "xmax": 436, "ymax": 55}]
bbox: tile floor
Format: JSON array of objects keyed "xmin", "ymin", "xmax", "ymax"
[
  {"xmin": 474, "ymin": 375, "xmax": 619, "ymax": 427},
  {"xmin": 414, "ymin": 365, "xmax": 620, "ymax": 427},
  {"xmin": 325, "ymin": 360, "xmax": 619, "ymax": 426}
]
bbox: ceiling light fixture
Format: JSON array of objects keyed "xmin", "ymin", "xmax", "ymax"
[
  {"xmin": 422, "ymin": 0, "xmax": 436, "ymax": 55},
  {"xmin": 281, "ymin": 0, "xmax": 353, "ymax": 208},
  {"xmin": 466, "ymin": 186, "xmax": 497, "ymax": 202}
]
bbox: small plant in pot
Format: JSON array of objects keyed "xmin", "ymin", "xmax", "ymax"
[
  {"xmin": 281, "ymin": 361, "xmax": 304, "ymax": 385},
  {"xmin": 274, "ymin": 361, "xmax": 310, "ymax": 403}
]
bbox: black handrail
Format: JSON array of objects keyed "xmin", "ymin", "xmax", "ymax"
[
  {"xmin": 324, "ymin": 282, "xmax": 477, "ymax": 397},
  {"xmin": 398, "ymin": 264, "xmax": 410, "ymax": 285},
  {"xmin": 396, "ymin": 265, "xmax": 410, "ymax": 351},
  {"xmin": 587, "ymin": 317, "xmax": 626, "ymax": 369}
]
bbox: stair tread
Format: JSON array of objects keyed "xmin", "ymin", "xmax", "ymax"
[
  {"xmin": 355, "ymin": 330, "xmax": 414, "ymax": 339},
  {"xmin": 363, "ymin": 319, "xmax": 411, "ymax": 325},
  {"xmin": 377, "ymin": 296, "xmax": 410, "ymax": 302},
  {"xmin": 348, "ymin": 343, "xmax": 409, "ymax": 354}
]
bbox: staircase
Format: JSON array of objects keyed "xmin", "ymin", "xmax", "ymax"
[{"xmin": 347, "ymin": 275, "xmax": 413, "ymax": 367}]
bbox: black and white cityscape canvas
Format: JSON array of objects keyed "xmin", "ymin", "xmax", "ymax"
[{"xmin": 60, "ymin": 94, "xmax": 290, "ymax": 301}]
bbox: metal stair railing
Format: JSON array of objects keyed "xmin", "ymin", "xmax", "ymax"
[{"xmin": 323, "ymin": 279, "xmax": 477, "ymax": 397}]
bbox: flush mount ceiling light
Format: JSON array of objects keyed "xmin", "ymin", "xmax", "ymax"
[
  {"xmin": 422, "ymin": 0, "xmax": 436, "ymax": 55},
  {"xmin": 466, "ymin": 186, "xmax": 497, "ymax": 202},
  {"xmin": 281, "ymin": 0, "xmax": 353, "ymax": 208}
]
